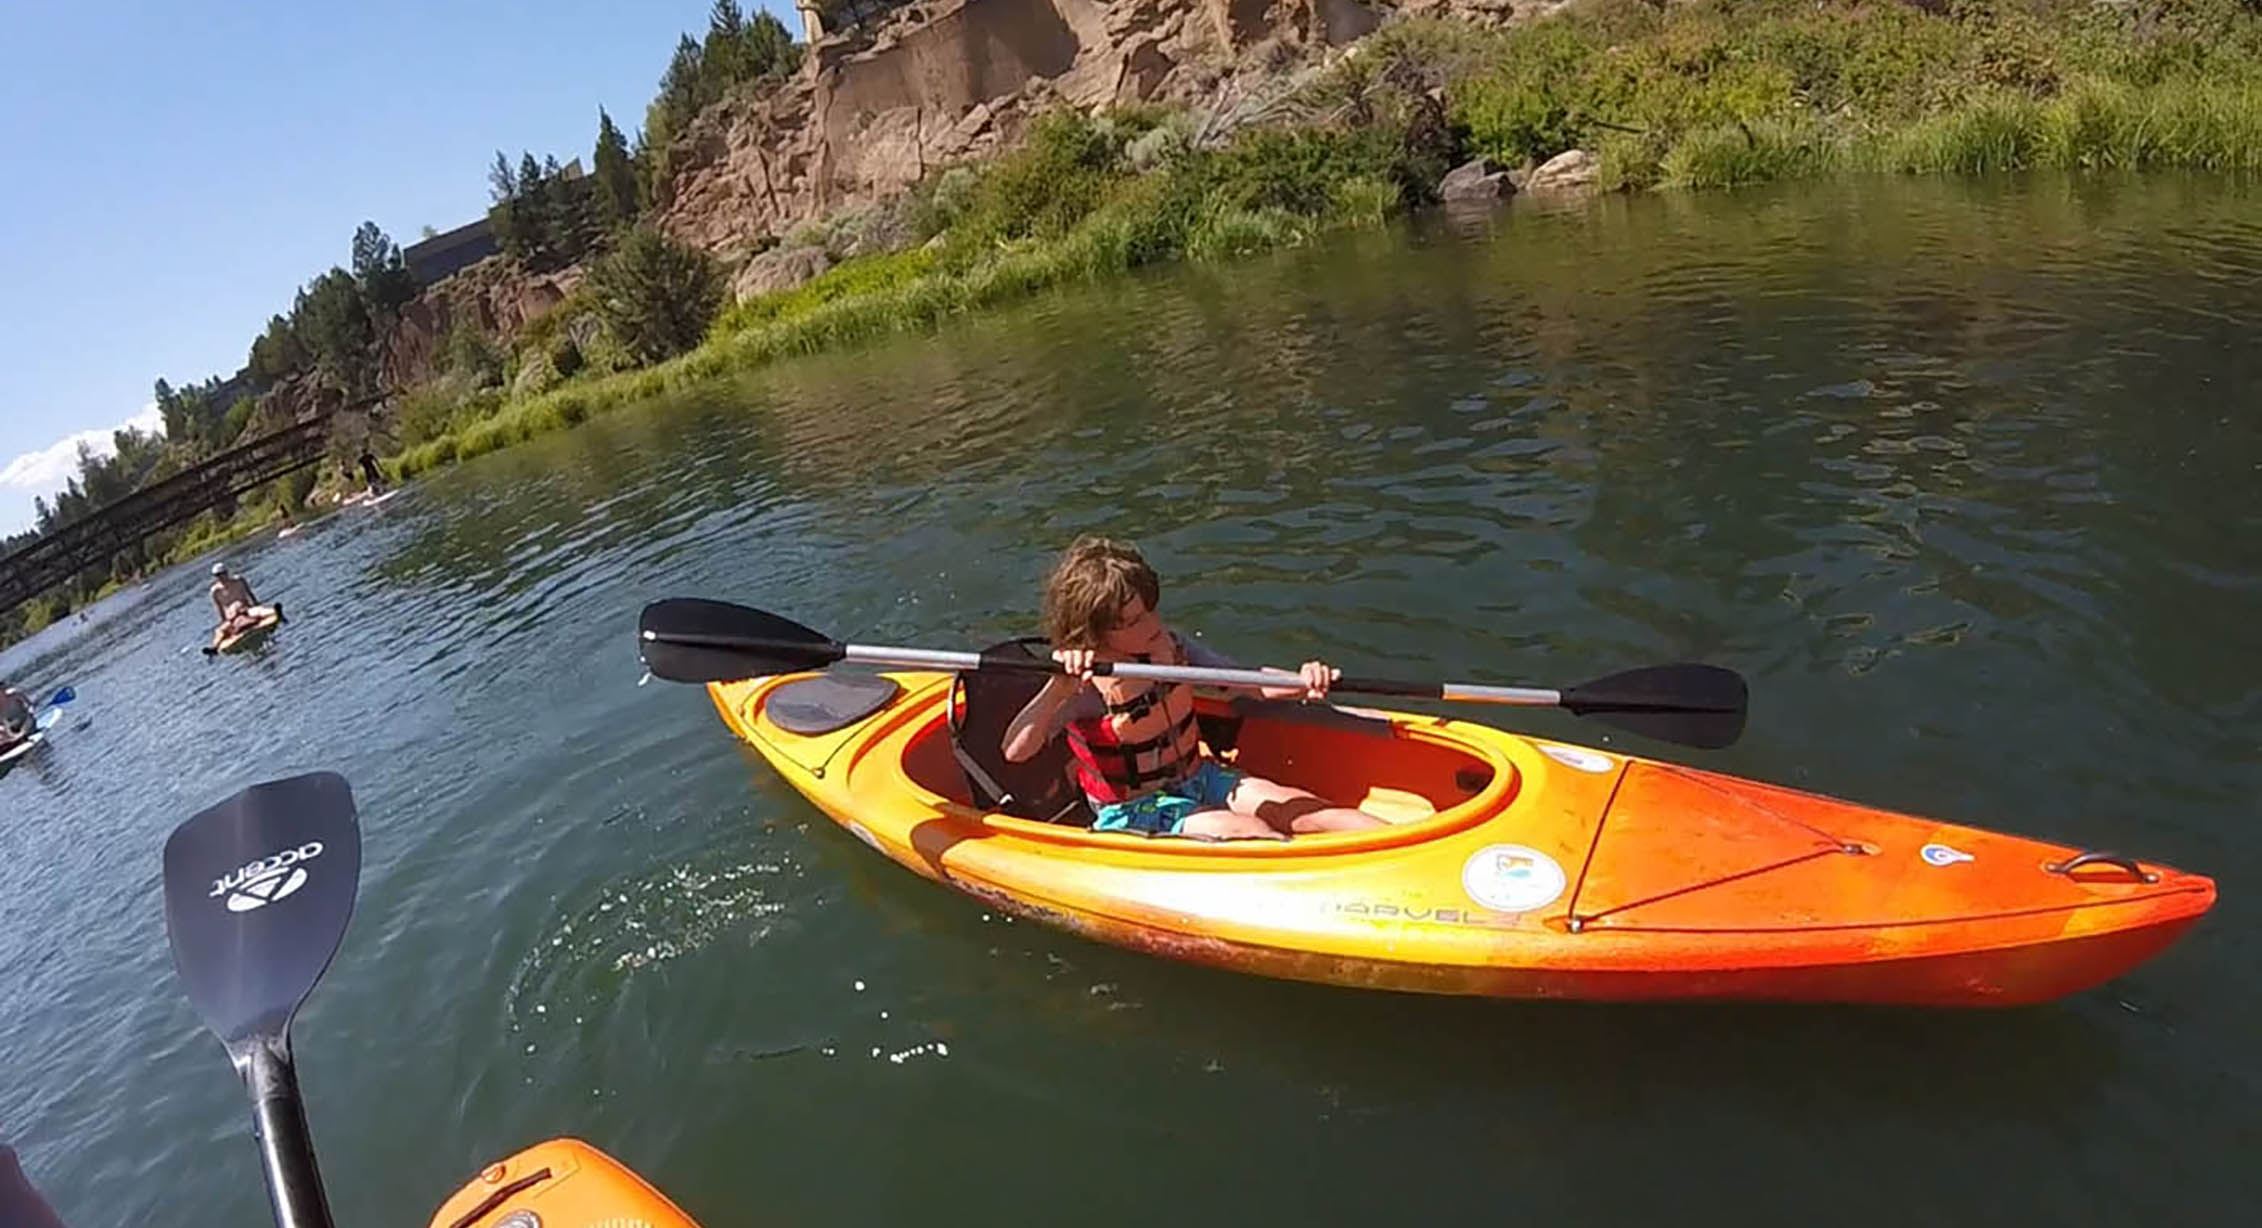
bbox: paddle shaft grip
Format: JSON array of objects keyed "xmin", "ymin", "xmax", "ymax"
[
  {"xmin": 1334, "ymin": 676, "xmax": 1442, "ymax": 699},
  {"xmin": 651, "ymin": 630, "xmax": 1561, "ymax": 705},
  {"xmin": 245, "ymin": 1044, "xmax": 336, "ymax": 1228}
]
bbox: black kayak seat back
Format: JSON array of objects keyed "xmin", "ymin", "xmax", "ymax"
[
  {"xmin": 949, "ymin": 638, "xmax": 1091, "ymax": 825},
  {"xmin": 946, "ymin": 637, "xmax": 1246, "ymax": 825}
]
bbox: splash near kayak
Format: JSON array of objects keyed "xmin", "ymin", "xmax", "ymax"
[
  {"xmin": 425, "ymin": 1138, "xmax": 702, "ymax": 1228},
  {"xmin": 701, "ymin": 668, "xmax": 2213, "ymax": 1007}
]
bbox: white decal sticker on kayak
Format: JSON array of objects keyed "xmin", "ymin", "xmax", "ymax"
[
  {"xmin": 846, "ymin": 822, "xmax": 880, "ymax": 850},
  {"xmin": 1540, "ymin": 744, "xmax": 1614, "ymax": 774},
  {"xmin": 1461, "ymin": 843, "xmax": 1566, "ymax": 914},
  {"xmin": 1921, "ymin": 843, "xmax": 1974, "ymax": 867}
]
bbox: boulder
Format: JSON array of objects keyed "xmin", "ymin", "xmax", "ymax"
[
  {"xmin": 1439, "ymin": 157, "xmax": 1514, "ymax": 202},
  {"xmin": 733, "ymin": 245, "xmax": 835, "ymax": 302},
  {"xmin": 1525, "ymin": 148, "xmax": 1600, "ymax": 194}
]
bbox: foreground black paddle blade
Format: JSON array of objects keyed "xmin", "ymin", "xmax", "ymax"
[
  {"xmin": 638, "ymin": 598, "xmax": 844, "ymax": 682},
  {"xmin": 164, "ymin": 772, "xmax": 360, "ymax": 1228},
  {"xmin": 1560, "ymin": 663, "xmax": 1749, "ymax": 749}
]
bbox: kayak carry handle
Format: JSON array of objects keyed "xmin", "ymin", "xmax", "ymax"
[{"xmin": 2046, "ymin": 850, "xmax": 2157, "ymax": 884}]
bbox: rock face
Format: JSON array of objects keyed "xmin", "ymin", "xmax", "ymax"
[
  {"xmin": 381, "ymin": 257, "xmax": 581, "ymax": 391},
  {"xmin": 654, "ymin": 0, "xmax": 1393, "ymax": 257}
]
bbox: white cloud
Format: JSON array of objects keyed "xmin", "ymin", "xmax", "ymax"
[{"xmin": 0, "ymin": 403, "xmax": 166, "ymax": 494}]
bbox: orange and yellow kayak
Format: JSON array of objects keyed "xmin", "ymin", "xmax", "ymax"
[
  {"xmin": 707, "ymin": 671, "xmax": 2213, "ymax": 1007},
  {"xmin": 427, "ymin": 1138, "xmax": 701, "ymax": 1228}
]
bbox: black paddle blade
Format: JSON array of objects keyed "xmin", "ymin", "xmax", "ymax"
[
  {"xmin": 163, "ymin": 773, "xmax": 360, "ymax": 1053},
  {"xmin": 637, "ymin": 598, "xmax": 844, "ymax": 683},
  {"xmin": 1561, "ymin": 663, "xmax": 1749, "ymax": 750}
]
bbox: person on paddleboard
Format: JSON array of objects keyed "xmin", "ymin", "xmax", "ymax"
[
  {"xmin": 357, "ymin": 447, "xmax": 386, "ymax": 497},
  {"xmin": 207, "ymin": 563, "xmax": 273, "ymax": 648},
  {"xmin": 1002, "ymin": 536, "xmax": 1386, "ymax": 839},
  {"xmin": 0, "ymin": 682, "xmax": 35, "ymax": 749}
]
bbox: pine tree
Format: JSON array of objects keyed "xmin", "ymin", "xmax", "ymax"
[
  {"xmin": 745, "ymin": 10, "xmax": 797, "ymax": 79},
  {"xmin": 488, "ymin": 150, "xmax": 518, "ymax": 203},
  {"xmin": 294, "ymin": 268, "xmax": 378, "ymax": 396},
  {"xmin": 703, "ymin": 0, "xmax": 749, "ymax": 97},
  {"xmin": 489, "ymin": 149, "xmax": 522, "ymax": 257},
  {"xmin": 350, "ymin": 221, "xmax": 419, "ymax": 316},
  {"xmin": 515, "ymin": 151, "xmax": 553, "ymax": 265},
  {"xmin": 246, "ymin": 314, "xmax": 306, "ymax": 385},
  {"xmin": 642, "ymin": 36, "xmax": 706, "ymax": 208},
  {"xmin": 593, "ymin": 108, "xmax": 641, "ymax": 229},
  {"xmin": 540, "ymin": 154, "xmax": 596, "ymax": 264}
]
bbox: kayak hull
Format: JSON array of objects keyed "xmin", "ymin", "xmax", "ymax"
[
  {"xmin": 937, "ymin": 881, "xmax": 2203, "ymax": 1006},
  {"xmin": 707, "ymin": 671, "xmax": 2214, "ymax": 1008},
  {"xmin": 426, "ymin": 1138, "xmax": 700, "ymax": 1228}
]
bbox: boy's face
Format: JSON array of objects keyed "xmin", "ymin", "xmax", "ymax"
[{"xmin": 1100, "ymin": 596, "xmax": 1167, "ymax": 658}]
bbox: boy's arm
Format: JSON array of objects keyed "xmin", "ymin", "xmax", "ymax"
[{"xmin": 1002, "ymin": 677, "xmax": 1088, "ymax": 763}]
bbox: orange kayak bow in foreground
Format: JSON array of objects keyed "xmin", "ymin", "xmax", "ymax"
[
  {"xmin": 427, "ymin": 1138, "xmax": 701, "ymax": 1228},
  {"xmin": 707, "ymin": 670, "xmax": 2212, "ymax": 1007}
]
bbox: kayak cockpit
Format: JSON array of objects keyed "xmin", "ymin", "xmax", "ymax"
[{"xmin": 897, "ymin": 692, "xmax": 1515, "ymax": 837}]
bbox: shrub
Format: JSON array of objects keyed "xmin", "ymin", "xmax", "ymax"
[{"xmin": 583, "ymin": 227, "xmax": 725, "ymax": 364}]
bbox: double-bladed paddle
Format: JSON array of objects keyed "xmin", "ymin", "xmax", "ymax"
[
  {"xmin": 636, "ymin": 598, "xmax": 1748, "ymax": 750},
  {"xmin": 163, "ymin": 772, "xmax": 360, "ymax": 1228}
]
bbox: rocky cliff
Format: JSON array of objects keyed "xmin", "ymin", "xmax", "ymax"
[
  {"xmin": 381, "ymin": 256, "xmax": 581, "ymax": 392},
  {"xmin": 382, "ymin": 0, "xmax": 1565, "ymax": 387},
  {"xmin": 655, "ymin": 0, "xmax": 1398, "ymax": 256}
]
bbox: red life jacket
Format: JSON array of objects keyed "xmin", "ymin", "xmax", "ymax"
[{"xmin": 1063, "ymin": 638, "xmax": 1202, "ymax": 804}]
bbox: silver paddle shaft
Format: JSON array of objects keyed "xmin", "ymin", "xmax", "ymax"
[{"xmin": 837, "ymin": 646, "xmax": 1561, "ymax": 706}]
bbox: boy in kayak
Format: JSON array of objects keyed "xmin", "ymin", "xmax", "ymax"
[{"xmin": 1003, "ymin": 536, "xmax": 1386, "ymax": 839}]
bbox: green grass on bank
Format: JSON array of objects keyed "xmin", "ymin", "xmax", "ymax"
[
  {"xmin": 384, "ymin": 0, "xmax": 2262, "ymax": 483},
  {"xmin": 394, "ymin": 110, "xmax": 1442, "ymax": 477},
  {"xmin": 1444, "ymin": 0, "xmax": 2262, "ymax": 188}
]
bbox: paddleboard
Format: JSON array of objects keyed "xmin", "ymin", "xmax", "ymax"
[
  {"xmin": 208, "ymin": 605, "xmax": 285, "ymax": 655},
  {"xmin": 0, "ymin": 709, "xmax": 61, "ymax": 769},
  {"xmin": 364, "ymin": 488, "xmax": 402, "ymax": 507}
]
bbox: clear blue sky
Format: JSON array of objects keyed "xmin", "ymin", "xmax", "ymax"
[{"xmin": 0, "ymin": 0, "xmax": 800, "ymax": 535}]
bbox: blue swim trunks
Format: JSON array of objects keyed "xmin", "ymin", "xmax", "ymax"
[{"xmin": 1090, "ymin": 760, "xmax": 1246, "ymax": 836}]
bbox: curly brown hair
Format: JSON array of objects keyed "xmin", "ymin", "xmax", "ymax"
[{"xmin": 1042, "ymin": 536, "xmax": 1161, "ymax": 649}]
